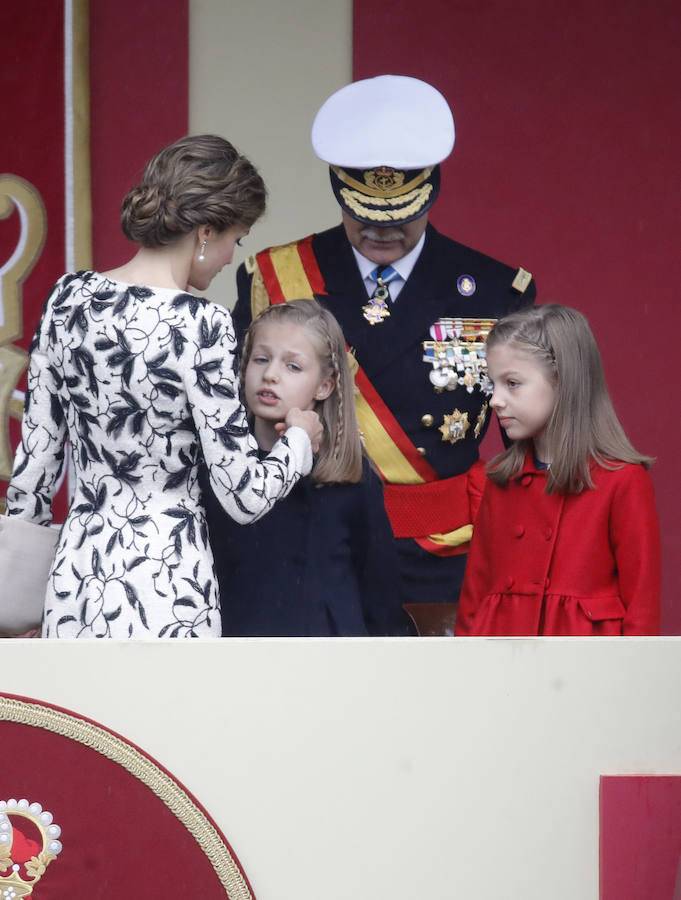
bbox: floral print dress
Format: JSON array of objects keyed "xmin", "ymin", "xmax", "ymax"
[{"xmin": 6, "ymin": 272, "xmax": 311, "ymax": 638}]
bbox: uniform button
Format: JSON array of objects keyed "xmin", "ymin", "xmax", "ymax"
[
  {"xmin": 416, "ymin": 447, "xmax": 427, "ymax": 456},
  {"xmin": 544, "ymin": 527, "xmax": 553, "ymax": 540},
  {"xmin": 513, "ymin": 525, "xmax": 525, "ymax": 538},
  {"xmin": 520, "ymin": 474, "xmax": 533, "ymax": 487},
  {"xmin": 544, "ymin": 578, "xmax": 551, "ymax": 590},
  {"xmin": 505, "ymin": 576, "xmax": 514, "ymax": 589},
  {"xmin": 421, "ymin": 414, "xmax": 435, "ymax": 427}
]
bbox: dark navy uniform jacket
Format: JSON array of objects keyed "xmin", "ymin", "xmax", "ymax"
[
  {"xmin": 233, "ymin": 223, "xmax": 536, "ymax": 607},
  {"xmin": 202, "ymin": 458, "xmax": 411, "ymax": 637}
]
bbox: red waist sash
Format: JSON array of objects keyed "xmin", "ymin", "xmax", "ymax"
[{"xmin": 384, "ymin": 460, "xmax": 486, "ymax": 538}]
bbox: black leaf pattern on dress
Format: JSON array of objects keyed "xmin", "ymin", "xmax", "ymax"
[
  {"xmin": 67, "ymin": 306, "xmax": 88, "ymax": 334},
  {"xmin": 170, "ymin": 325, "xmax": 188, "ymax": 358},
  {"xmin": 72, "ymin": 347, "xmax": 99, "ymax": 397},
  {"xmin": 215, "ymin": 408, "xmax": 250, "ymax": 451},
  {"xmin": 213, "ymin": 383, "xmax": 236, "ymax": 399},
  {"xmin": 5, "ymin": 272, "xmax": 307, "ymax": 638},
  {"xmin": 113, "ymin": 288, "xmax": 133, "ymax": 316},
  {"xmin": 199, "ymin": 317, "xmax": 222, "ymax": 348},
  {"xmin": 171, "ymin": 293, "xmax": 203, "ymax": 316},
  {"xmin": 101, "ymin": 448, "xmax": 143, "ymax": 484},
  {"xmin": 94, "ymin": 337, "xmax": 117, "ymax": 350},
  {"xmin": 50, "ymin": 393, "xmax": 64, "ymax": 429}
]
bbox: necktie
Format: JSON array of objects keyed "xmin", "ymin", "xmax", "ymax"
[{"xmin": 363, "ymin": 265, "xmax": 400, "ymax": 325}]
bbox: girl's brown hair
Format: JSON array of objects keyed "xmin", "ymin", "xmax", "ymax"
[
  {"xmin": 240, "ymin": 300, "xmax": 363, "ymax": 484},
  {"xmin": 121, "ymin": 134, "xmax": 266, "ymax": 247},
  {"xmin": 486, "ymin": 303, "xmax": 653, "ymax": 493}
]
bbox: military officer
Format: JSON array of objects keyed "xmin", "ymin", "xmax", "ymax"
[{"xmin": 232, "ymin": 75, "xmax": 536, "ymax": 631}]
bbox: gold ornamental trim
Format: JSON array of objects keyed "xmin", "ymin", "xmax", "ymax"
[
  {"xmin": 0, "ymin": 176, "xmax": 47, "ymax": 348},
  {"xmin": 331, "ymin": 165, "xmax": 433, "ymax": 199},
  {"xmin": 0, "ymin": 696, "xmax": 254, "ymax": 900},
  {"xmin": 339, "ymin": 184, "xmax": 433, "ymax": 223},
  {"xmin": 0, "ymin": 175, "xmax": 47, "ymax": 479}
]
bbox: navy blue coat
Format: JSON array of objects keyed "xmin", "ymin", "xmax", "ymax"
[
  {"xmin": 234, "ymin": 224, "xmax": 536, "ymax": 607},
  {"xmin": 202, "ymin": 458, "xmax": 411, "ymax": 637}
]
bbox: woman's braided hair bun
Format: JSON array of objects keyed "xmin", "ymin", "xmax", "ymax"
[{"xmin": 121, "ymin": 134, "xmax": 266, "ymax": 247}]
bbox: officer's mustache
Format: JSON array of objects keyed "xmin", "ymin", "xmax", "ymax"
[{"xmin": 360, "ymin": 226, "xmax": 405, "ymax": 243}]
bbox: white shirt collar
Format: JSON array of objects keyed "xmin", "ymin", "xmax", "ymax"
[{"xmin": 351, "ymin": 230, "xmax": 427, "ymax": 283}]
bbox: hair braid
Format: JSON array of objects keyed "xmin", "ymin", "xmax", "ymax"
[{"xmin": 327, "ymin": 337, "xmax": 343, "ymax": 459}]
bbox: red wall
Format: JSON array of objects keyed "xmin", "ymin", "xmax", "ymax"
[
  {"xmin": 90, "ymin": 0, "xmax": 189, "ymax": 271},
  {"xmin": 355, "ymin": 0, "xmax": 681, "ymax": 632}
]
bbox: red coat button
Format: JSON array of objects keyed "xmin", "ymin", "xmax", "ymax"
[
  {"xmin": 505, "ymin": 576, "xmax": 515, "ymax": 589},
  {"xmin": 514, "ymin": 525, "xmax": 525, "ymax": 538},
  {"xmin": 520, "ymin": 474, "xmax": 533, "ymax": 487},
  {"xmin": 544, "ymin": 527, "xmax": 553, "ymax": 540}
]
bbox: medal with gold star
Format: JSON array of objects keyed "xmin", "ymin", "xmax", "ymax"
[
  {"xmin": 439, "ymin": 410, "xmax": 470, "ymax": 445},
  {"xmin": 362, "ymin": 298, "xmax": 391, "ymax": 325}
]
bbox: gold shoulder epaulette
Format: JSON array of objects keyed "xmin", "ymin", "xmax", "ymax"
[
  {"xmin": 511, "ymin": 267, "xmax": 533, "ymax": 293},
  {"xmin": 244, "ymin": 253, "xmax": 257, "ymax": 275}
]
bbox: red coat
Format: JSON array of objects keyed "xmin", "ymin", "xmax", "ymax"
[{"xmin": 456, "ymin": 454, "xmax": 661, "ymax": 636}]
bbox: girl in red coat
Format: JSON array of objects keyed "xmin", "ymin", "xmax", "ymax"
[{"xmin": 456, "ymin": 304, "xmax": 660, "ymax": 636}]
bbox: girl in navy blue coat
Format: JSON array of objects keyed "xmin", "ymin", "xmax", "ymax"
[{"xmin": 204, "ymin": 300, "xmax": 410, "ymax": 636}]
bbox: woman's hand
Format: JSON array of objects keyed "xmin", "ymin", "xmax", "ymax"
[{"xmin": 276, "ymin": 408, "xmax": 323, "ymax": 454}]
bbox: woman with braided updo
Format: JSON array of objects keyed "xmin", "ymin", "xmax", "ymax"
[
  {"xmin": 203, "ymin": 300, "xmax": 409, "ymax": 636},
  {"xmin": 5, "ymin": 135, "xmax": 322, "ymax": 638}
]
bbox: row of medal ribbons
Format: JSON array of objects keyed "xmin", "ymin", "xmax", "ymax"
[{"xmin": 423, "ymin": 318, "xmax": 496, "ymax": 394}]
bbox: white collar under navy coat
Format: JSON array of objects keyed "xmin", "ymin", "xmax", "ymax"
[{"xmin": 352, "ymin": 231, "xmax": 427, "ymax": 301}]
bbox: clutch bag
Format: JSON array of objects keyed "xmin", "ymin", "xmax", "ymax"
[{"xmin": 0, "ymin": 515, "xmax": 59, "ymax": 634}]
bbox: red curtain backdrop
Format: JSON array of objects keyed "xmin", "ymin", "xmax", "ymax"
[
  {"xmin": 0, "ymin": 0, "xmax": 81, "ymax": 521},
  {"xmin": 89, "ymin": 0, "xmax": 189, "ymax": 271},
  {"xmin": 354, "ymin": 0, "xmax": 681, "ymax": 633},
  {"xmin": 1, "ymin": 0, "xmax": 188, "ymax": 521}
]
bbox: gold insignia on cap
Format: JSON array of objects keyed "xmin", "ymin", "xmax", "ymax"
[
  {"xmin": 439, "ymin": 410, "xmax": 470, "ymax": 445},
  {"xmin": 364, "ymin": 167, "xmax": 406, "ymax": 192},
  {"xmin": 511, "ymin": 267, "xmax": 533, "ymax": 293},
  {"xmin": 331, "ymin": 165, "xmax": 433, "ymax": 198}
]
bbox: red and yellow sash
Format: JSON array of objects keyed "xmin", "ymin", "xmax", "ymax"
[{"xmin": 249, "ymin": 237, "xmax": 481, "ymax": 554}]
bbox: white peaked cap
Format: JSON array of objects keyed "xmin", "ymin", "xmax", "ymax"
[{"xmin": 311, "ymin": 74, "xmax": 455, "ymax": 169}]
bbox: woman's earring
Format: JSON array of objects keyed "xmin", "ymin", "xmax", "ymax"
[{"xmin": 198, "ymin": 240, "xmax": 207, "ymax": 262}]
